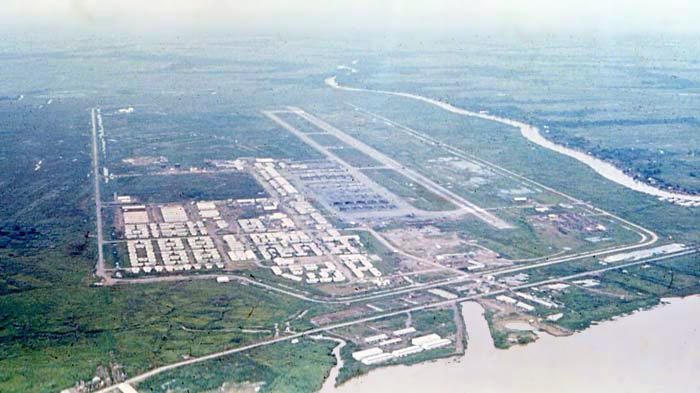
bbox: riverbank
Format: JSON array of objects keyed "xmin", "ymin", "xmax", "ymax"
[
  {"xmin": 326, "ymin": 76, "xmax": 700, "ymax": 204},
  {"xmin": 313, "ymin": 335, "xmax": 346, "ymax": 393},
  {"xmin": 335, "ymin": 297, "xmax": 700, "ymax": 392}
]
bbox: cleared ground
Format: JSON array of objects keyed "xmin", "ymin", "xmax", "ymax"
[{"xmin": 104, "ymin": 172, "xmax": 266, "ymax": 204}]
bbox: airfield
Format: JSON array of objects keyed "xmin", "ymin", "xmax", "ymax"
[
  {"xmin": 3, "ymin": 30, "xmax": 700, "ymax": 393},
  {"xmin": 81, "ymin": 91, "xmax": 699, "ymax": 392}
]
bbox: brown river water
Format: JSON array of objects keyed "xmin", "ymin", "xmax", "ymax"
[{"xmin": 333, "ymin": 297, "xmax": 700, "ymax": 393}]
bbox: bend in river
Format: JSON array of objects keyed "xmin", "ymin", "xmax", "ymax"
[{"xmin": 326, "ymin": 76, "xmax": 700, "ymax": 204}]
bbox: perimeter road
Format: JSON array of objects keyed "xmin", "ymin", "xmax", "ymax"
[
  {"xmin": 91, "ymin": 107, "xmax": 109, "ymax": 284},
  {"xmin": 89, "ymin": 81, "xmax": 670, "ymax": 389},
  {"xmin": 345, "ymin": 102, "xmax": 658, "ymax": 247},
  {"xmin": 92, "ymin": 247, "xmax": 698, "ymax": 392}
]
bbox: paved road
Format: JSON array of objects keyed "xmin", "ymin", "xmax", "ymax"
[
  {"xmin": 352, "ymin": 226, "xmax": 470, "ymax": 277},
  {"xmin": 328, "ymin": 76, "xmax": 700, "ymax": 204},
  {"xmin": 262, "ymin": 110, "xmax": 417, "ymax": 218},
  {"xmin": 92, "ymin": 247, "xmax": 698, "ymax": 392},
  {"xmin": 87, "ymin": 98, "xmax": 669, "ymax": 389},
  {"xmin": 110, "ymin": 230, "xmax": 666, "ymax": 307},
  {"xmin": 287, "ymin": 107, "xmax": 512, "ymax": 229},
  {"xmin": 111, "ymin": 270, "xmax": 473, "ymax": 304},
  {"xmin": 346, "ymin": 103, "xmax": 658, "ymax": 247},
  {"xmin": 91, "ymin": 108, "xmax": 110, "ymax": 284}
]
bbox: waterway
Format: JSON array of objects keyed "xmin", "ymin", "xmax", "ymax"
[
  {"xmin": 315, "ymin": 336, "xmax": 346, "ymax": 393},
  {"xmin": 326, "ymin": 76, "xmax": 700, "ymax": 204},
  {"xmin": 335, "ymin": 297, "xmax": 700, "ymax": 393}
]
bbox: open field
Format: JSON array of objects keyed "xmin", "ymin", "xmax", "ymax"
[
  {"xmin": 136, "ymin": 339, "xmax": 337, "ymax": 393},
  {"xmin": 332, "ymin": 58, "xmax": 700, "ymax": 243},
  {"xmin": 331, "ymin": 147, "xmax": 384, "ymax": 169},
  {"xmin": 0, "ymin": 96, "xmax": 674, "ymax": 393},
  {"xmin": 2, "ymin": 34, "xmax": 700, "ymax": 393},
  {"xmin": 362, "ymin": 168, "xmax": 457, "ymax": 211},
  {"xmin": 105, "ymin": 172, "xmax": 266, "ymax": 204},
  {"xmin": 0, "ymin": 276, "xmax": 337, "ymax": 392},
  {"xmin": 102, "ymin": 110, "xmax": 323, "ymax": 174}
]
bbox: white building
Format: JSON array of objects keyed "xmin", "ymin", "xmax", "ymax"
[
  {"xmin": 392, "ymin": 327, "xmax": 416, "ymax": 336},
  {"xmin": 364, "ymin": 334, "xmax": 389, "ymax": 344},
  {"xmin": 361, "ymin": 353, "xmax": 394, "ymax": 365},
  {"xmin": 411, "ymin": 334, "xmax": 452, "ymax": 350},
  {"xmin": 352, "ymin": 347, "xmax": 383, "ymax": 361},
  {"xmin": 392, "ymin": 345, "xmax": 423, "ymax": 358}
]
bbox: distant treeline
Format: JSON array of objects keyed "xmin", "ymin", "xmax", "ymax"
[
  {"xmin": 544, "ymin": 127, "xmax": 700, "ymax": 195},
  {"xmin": 540, "ymin": 116, "xmax": 700, "ymax": 129}
]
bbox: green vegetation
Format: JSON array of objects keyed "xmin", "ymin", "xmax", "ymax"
[
  {"xmin": 515, "ymin": 257, "xmax": 603, "ymax": 284},
  {"xmin": 483, "ymin": 310, "xmax": 510, "ymax": 349},
  {"xmin": 410, "ymin": 307, "xmax": 456, "ymax": 338},
  {"xmin": 362, "ymin": 168, "xmax": 457, "ymax": 211},
  {"xmin": 0, "ymin": 103, "xmax": 92, "ymax": 297},
  {"xmin": 0, "ymin": 279, "xmax": 331, "ymax": 392},
  {"xmin": 4, "ymin": 35, "xmax": 700, "ymax": 393},
  {"xmin": 331, "ymin": 147, "xmax": 383, "ymax": 168},
  {"xmin": 436, "ymin": 214, "xmax": 561, "ymax": 260},
  {"xmin": 478, "ymin": 253, "xmax": 700, "ymax": 349},
  {"xmin": 272, "ymin": 112, "xmax": 327, "ymax": 135},
  {"xmin": 336, "ymin": 307, "xmax": 459, "ymax": 385},
  {"xmin": 0, "ymin": 103, "xmax": 333, "ymax": 392},
  {"xmin": 105, "ymin": 172, "xmax": 266, "ymax": 203},
  {"xmin": 105, "ymin": 111, "xmax": 322, "ymax": 172},
  {"xmin": 308, "ymin": 133, "xmax": 345, "ymax": 147},
  {"xmin": 350, "ymin": 229, "xmax": 402, "ymax": 273},
  {"xmin": 551, "ymin": 286, "xmax": 660, "ymax": 331},
  {"xmin": 544, "ymin": 254, "xmax": 700, "ymax": 331},
  {"xmin": 546, "ymin": 124, "xmax": 700, "ymax": 194},
  {"xmin": 337, "ymin": 93, "xmax": 700, "ymax": 243},
  {"xmin": 137, "ymin": 339, "xmax": 337, "ymax": 393}
]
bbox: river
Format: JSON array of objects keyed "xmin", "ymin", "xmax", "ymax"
[
  {"xmin": 326, "ymin": 76, "xmax": 700, "ymax": 204},
  {"xmin": 334, "ymin": 297, "xmax": 700, "ymax": 393}
]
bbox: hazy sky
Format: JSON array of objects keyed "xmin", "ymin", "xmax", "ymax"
[{"xmin": 2, "ymin": 0, "xmax": 699, "ymax": 35}]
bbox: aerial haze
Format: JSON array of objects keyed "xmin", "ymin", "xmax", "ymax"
[
  {"xmin": 2, "ymin": 1, "xmax": 700, "ymax": 393},
  {"xmin": 3, "ymin": 0, "xmax": 700, "ymax": 34}
]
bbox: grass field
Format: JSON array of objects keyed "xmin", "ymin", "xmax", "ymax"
[
  {"xmin": 308, "ymin": 133, "xmax": 346, "ymax": 147},
  {"xmin": 362, "ymin": 168, "xmax": 457, "ymax": 211},
  {"xmin": 334, "ymin": 92, "xmax": 700, "ymax": 243},
  {"xmin": 104, "ymin": 110, "xmax": 323, "ymax": 172},
  {"xmin": 351, "ymin": 229, "xmax": 401, "ymax": 270},
  {"xmin": 0, "ymin": 278, "xmax": 335, "ymax": 392},
  {"xmin": 0, "ymin": 102, "xmax": 336, "ymax": 393},
  {"xmin": 331, "ymin": 147, "xmax": 383, "ymax": 168},
  {"xmin": 104, "ymin": 172, "xmax": 267, "ymax": 203},
  {"xmin": 532, "ymin": 253, "xmax": 700, "ymax": 331},
  {"xmin": 137, "ymin": 338, "xmax": 337, "ymax": 393},
  {"xmin": 3, "ymin": 35, "xmax": 700, "ymax": 393}
]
